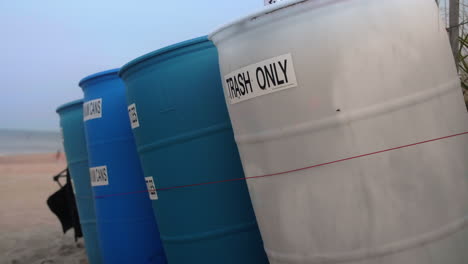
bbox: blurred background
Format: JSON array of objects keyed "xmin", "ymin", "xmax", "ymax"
[
  {"xmin": 439, "ymin": 0, "xmax": 468, "ymax": 103},
  {"xmin": 0, "ymin": 0, "xmax": 263, "ymax": 134}
]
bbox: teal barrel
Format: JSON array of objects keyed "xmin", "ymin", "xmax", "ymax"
[
  {"xmin": 119, "ymin": 36, "xmax": 269, "ymax": 264},
  {"xmin": 56, "ymin": 99, "xmax": 102, "ymax": 264}
]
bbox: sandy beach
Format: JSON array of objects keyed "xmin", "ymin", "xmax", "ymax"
[{"xmin": 0, "ymin": 153, "xmax": 88, "ymax": 264}]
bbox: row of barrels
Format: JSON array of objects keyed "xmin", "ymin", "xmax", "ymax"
[
  {"xmin": 57, "ymin": 37, "xmax": 266, "ymax": 264},
  {"xmin": 57, "ymin": 1, "xmax": 468, "ymax": 264}
]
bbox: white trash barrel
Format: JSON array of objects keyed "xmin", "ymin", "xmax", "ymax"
[{"xmin": 210, "ymin": 0, "xmax": 468, "ymax": 263}]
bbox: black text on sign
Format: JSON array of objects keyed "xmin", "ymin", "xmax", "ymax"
[
  {"xmin": 223, "ymin": 54, "xmax": 298, "ymax": 104},
  {"xmin": 90, "ymin": 166, "xmax": 109, "ymax": 187},
  {"xmin": 83, "ymin": 98, "xmax": 102, "ymax": 121}
]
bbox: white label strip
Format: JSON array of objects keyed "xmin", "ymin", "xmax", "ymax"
[
  {"xmin": 145, "ymin": 176, "xmax": 158, "ymax": 200},
  {"xmin": 223, "ymin": 53, "xmax": 298, "ymax": 104},
  {"xmin": 264, "ymin": 0, "xmax": 284, "ymax": 5},
  {"xmin": 128, "ymin": 103, "xmax": 140, "ymax": 129},
  {"xmin": 90, "ymin": 166, "xmax": 109, "ymax": 187},
  {"xmin": 83, "ymin": 98, "xmax": 102, "ymax": 121}
]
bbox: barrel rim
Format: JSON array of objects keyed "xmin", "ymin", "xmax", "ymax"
[
  {"xmin": 78, "ymin": 68, "xmax": 120, "ymax": 88},
  {"xmin": 56, "ymin": 99, "xmax": 84, "ymax": 113},
  {"xmin": 118, "ymin": 36, "xmax": 209, "ymax": 78},
  {"xmin": 209, "ymin": 0, "xmax": 315, "ymax": 42}
]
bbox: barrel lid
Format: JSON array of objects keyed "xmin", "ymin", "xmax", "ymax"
[
  {"xmin": 209, "ymin": 0, "xmax": 310, "ymax": 41},
  {"xmin": 78, "ymin": 68, "xmax": 120, "ymax": 88},
  {"xmin": 56, "ymin": 99, "xmax": 84, "ymax": 113},
  {"xmin": 119, "ymin": 36, "xmax": 209, "ymax": 78}
]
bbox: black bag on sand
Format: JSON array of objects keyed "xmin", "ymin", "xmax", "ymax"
[{"xmin": 47, "ymin": 168, "xmax": 83, "ymax": 240}]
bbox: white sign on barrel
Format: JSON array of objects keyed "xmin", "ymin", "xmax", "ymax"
[{"xmin": 223, "ymin": 53, "xmax": 298, "ymax": 104}]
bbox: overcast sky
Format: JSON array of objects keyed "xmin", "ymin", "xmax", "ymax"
[{"xmin": 0, "ymin": 0, "xmax": 264, "ymax": 131}]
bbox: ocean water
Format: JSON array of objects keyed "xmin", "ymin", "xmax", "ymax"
[{"xmin": 0, "ymin": 129, "xmax": 63, "ymax": 156}]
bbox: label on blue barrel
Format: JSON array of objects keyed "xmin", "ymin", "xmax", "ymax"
[
  {"xmin": 83, "ymin": 98, "xmax": 102, "ymax": 121},
  {"xmin": 128, "ymin": 103, "xmax": 140, "ymax": 129},
  {"xmin": 223, "ymin": 53, "xmax": 298, "ymax": 104},
  {"xmin": 90, "ymin": 166, "xmax": 109, "ymax": 187},
  {"xmin": 145, "ymin": 176, "xmax": 158, "ymax": 200}
]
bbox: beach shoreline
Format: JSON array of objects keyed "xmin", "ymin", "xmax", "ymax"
[{"xmin": 0, "ymin": 153, "xmax": 88, "ymax": 264}]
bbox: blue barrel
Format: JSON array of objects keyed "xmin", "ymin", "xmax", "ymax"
[
  {"xmin": 119, "ymin": 36, "xmax": 268, "ymax": 264},
  {"xmin": 79, "ymin": 69, "xmax": 166, "ymax": 264},
  {"xmin": 56, "ymin": 99, "xmax": 102, "ymax": 264}
]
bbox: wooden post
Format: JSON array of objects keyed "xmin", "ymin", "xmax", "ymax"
[{"xmin": 449, "ymin": 0, "xmax": 460, "ymax": 67}]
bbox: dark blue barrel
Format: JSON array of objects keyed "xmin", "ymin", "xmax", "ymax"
[
  {"xmin": 56, "ymin": 99, "xmax": 102, "ymax": 264},
  {"xmin": 79, "ymin": 69, "xmax": 166, "ymax": 264},
  {"xmin": 119, "ymin": 36, "xmax": 268, "ymax": 264}
]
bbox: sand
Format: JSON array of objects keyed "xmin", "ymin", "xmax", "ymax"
[{"xmin": 0, "ymin": 153, "xmax": 88, "ymax": 264}]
